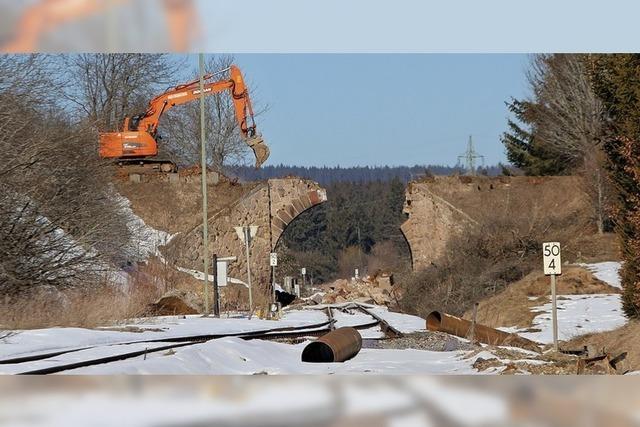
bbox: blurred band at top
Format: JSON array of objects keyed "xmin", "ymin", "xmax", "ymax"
[{"xmin": 0, "ymin": 0, "xmax": 200, "ymax": 52}]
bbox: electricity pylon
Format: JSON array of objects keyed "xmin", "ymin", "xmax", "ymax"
[{"xmin": 457, "ymin": 135, "xmax": 485, "ymax": 176}]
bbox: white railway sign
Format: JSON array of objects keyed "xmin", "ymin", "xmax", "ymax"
[{"xmin": 543, "ymin": 242, "xmax": 562, "ymax": 276}]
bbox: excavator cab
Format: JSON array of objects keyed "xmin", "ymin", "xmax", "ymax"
[{"xmin": 99, "ymin": 130, "xmax": 158, "ymax": 159}]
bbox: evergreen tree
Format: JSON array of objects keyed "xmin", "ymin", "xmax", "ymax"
[
  {"xmin": 502, "ymin": 98, "xmax": 564, "ymax": 175},
  {"xmin": 590, "ymin": 54, "xmax": 640, "ymax": 317}
]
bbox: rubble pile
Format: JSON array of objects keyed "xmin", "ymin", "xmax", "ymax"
[
  {"xmin": 147, "ymin": 290, "xmax": 201, "ymax": 316},
  {"xmin": 316, "ymin": 273, "xmax": 400, "ymax": 306}
]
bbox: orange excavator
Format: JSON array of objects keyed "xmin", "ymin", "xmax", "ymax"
[{"xmin": 99, "ymin": 64, "xmax": 270, "ymax": 172}]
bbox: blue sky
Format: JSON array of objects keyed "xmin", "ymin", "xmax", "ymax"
[
  {"xmin": 183, "ymin": 54, "xmax": 530, "ymax": 167},
  {"xmin": 199, "ymin": 54, "xmax": 529, "ymax": 167}
]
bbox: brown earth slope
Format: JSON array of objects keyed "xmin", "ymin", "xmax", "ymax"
[
  {"xmin": 463, "ymin": 265, "xmax": 621, "ymax": 330},
  {"xmin": 402, "ymin": 175, "xmax": 610, "ymax": 271},
  {"xmin": 117, "ymin": 178, "xmax": 257, "ymax": 235}
]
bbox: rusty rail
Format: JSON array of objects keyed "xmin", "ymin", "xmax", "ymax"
[
  {"xmin": 325, "ymin": 306, "xmax": 336, "ymax": 331},
  {"xmin": 426, "ymin": 311, "xmax": 541, "ymax": 353},
  {"xmin": 355, "ymin": 303, "xmax": 403, "ymax": 338}
]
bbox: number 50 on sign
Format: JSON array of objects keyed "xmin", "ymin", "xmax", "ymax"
[{"xmin": 543, "ymin": 242, "xmax": 562, "ymax": 275}]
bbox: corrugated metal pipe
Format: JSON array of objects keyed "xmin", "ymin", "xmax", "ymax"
[
  {"xmin": 426, "ymin": 311, "xmax": 541, "ymax": 353},
  {"xmin": 301, "ymin": 327, "xmax": 363, "ymax": 363}
]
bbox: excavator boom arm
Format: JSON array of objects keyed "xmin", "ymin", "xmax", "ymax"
[{"xmin": 125, "ymin": 65, "xmax": 269, "ymax": 167}]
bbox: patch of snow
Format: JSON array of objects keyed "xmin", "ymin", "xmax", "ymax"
[
  {"xmin": 500, "ymin": 294, "xmax": 626, "ymax": 343},
  {"xmin": 175, "ymin": 267, "xmax": 248, "ymax": 288},
  {"xmin": 579, "ymin": 261, "xmax": 622, "ymax": 289},
  {"xmin": 115, "ymin": 194, "xmax": 174, "ymax": 260},
  {"xmin": 0, "ymin": 310, "xmax": 328, "ymax": 362},
  {"xmin": 368, "ymin": 306, "xmax": 426, "ymax": 334},
  {"xmin": 302, "ymin": 291, "xmax": 324, "ymax": 300}
]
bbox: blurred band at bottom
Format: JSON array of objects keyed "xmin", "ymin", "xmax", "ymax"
[{"xmin": 1, "ymin": 376, "xmax": 639, "ymax": 427}]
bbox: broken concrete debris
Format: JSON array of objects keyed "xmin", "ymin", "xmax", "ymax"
[{"xmin": 313, "ymin": 273, "xmax": 399, "ymax": 306}]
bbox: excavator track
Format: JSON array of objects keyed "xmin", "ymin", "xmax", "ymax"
[{"xmin": 116, "ymin": 159, "xmax": 177, "ymax": 175}]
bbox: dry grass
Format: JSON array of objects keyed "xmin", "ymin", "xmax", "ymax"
[
  {"xmin": 566, "ymin": 320, "xmax": 640, "ymax": 372},
  {"xmin": 0, "ymin": 274, "xmax": 164, "ymax": 330},
  {"xmin": 463, "ymin": 265, "xmax": 621, "ymax": 329}
]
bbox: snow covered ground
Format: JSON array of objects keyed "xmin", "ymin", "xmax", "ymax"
[
  {"xmin": 116, "ymin": 194, "xmax": 174, "ymax": 260},
  {"xmin": 579, "ymin": 261, "xmax": 623, "ymax": 289},
  {"xmin": 503, "ymin": 261, "xmax": 626, "ymax": 344},
  {"xmin": 62, "ymin": 338, "xmax": 498, "ymax": 375},
  {"xmin": 0, "ymin": 309, "xmax": 328, "ymax": 363},
  {"xmin": 0, "ymin": 305, "xmax": 496, "ymax": 375},
  {"xmin": 500, "ymin": 294, "xmax": 626, "ymax": 344},
  {"xmin": 0, "ymin": 262, "xmax": 626, "ymax": 375}
]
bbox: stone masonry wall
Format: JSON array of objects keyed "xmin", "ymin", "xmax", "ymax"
[
  {"xmin": 165, "ymin": 178, "xmax": 327, "ymax": 294},
  {"xmin": 401, "ymin": 175, "xmax": 590, "ymax": 271}
]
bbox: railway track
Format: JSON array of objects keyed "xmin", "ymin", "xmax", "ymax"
[{"xmin": 4, "ymin": 306, "xmax": 387, "ymax": 375}]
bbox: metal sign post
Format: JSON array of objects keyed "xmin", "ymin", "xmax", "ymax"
[
  {"xmin": 235, "ymin": 225, "xmax": 259, "ymax": 315},
  {"xmin": 244, "ymin": 226, "xmax": 253, "ymax": 314},
  {"xmin": 212, "ymin": 253, "xmax": 220, "ymax": 317},
  {"xmin": 543, "ymin": 242, "xmax": 562, "ymax": 352},
  {"xmin": 301, "ymin": 267, "xmax": 307, "ymax": 289}
]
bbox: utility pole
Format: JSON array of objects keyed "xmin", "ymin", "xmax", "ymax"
[
  {"xmin": 457, "ymin": 135, "xmax": 485, "ymax": 176},
  {"xmin": 198, "ymin": 53, "xmax": 209, "ymax": 315}
]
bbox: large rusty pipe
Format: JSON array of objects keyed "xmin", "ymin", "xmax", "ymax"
[
  {"xmin": 301, "ymin": 327, "xmax": 362, "ymax": 363},
  {"xmin": 426, "ymin": 311, "xmax": 541, "ymax": 353}
]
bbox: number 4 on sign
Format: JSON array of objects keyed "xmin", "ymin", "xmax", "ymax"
[{"xmin": 543, "ymin": 242, "xmax": 562, "ymax": 276}]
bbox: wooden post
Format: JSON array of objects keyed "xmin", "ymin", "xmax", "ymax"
[{"xmin": 469, "ymin": 302, "xmax": 479, "ymax": 344}]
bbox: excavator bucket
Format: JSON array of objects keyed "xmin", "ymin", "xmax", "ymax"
[{"xmin": 247, "ymin": 135, "xmax": 270, "ymax": 168}]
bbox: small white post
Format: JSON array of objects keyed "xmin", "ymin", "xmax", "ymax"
[
  {"xmin": 244, "ymin": 226, "xmax": 253, "ymax": 314},
  {"xmin": 543, "ymin": 242, "xmax": 562, "ymax": 353},
  {"xmin": 551, "ymin": 273, "xmax": 558, "ymax": 352}
]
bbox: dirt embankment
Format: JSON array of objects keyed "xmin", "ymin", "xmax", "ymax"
[
  {"xmin": 116, "ymin": 178, "xmax": 258, "ymax": 235},
  {"xmin": 567, "ymin": 321, "xmax": 640, "ymax": 372},
  {"xmin": 402, "ymin": 175, "xmax": 616, "ymax": 271},
  {"xmin": 464, "ymin": 265, "xmax": 621, "ymax": 329}
]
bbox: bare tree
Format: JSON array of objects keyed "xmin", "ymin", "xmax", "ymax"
[
  {"xmin": 527, "ymin": 54, "xmax": 610, "ymax": 233},
  {"xmin": 0, "ymin": 54, "xmax": 133, "ymax": 296},
  {"xmin": 159, "ymin": 55, "xmax": 267, "ymax": 170},
  {"xmin": 62, "ymin": 53, "xmax": 184, "ymax": 131}
]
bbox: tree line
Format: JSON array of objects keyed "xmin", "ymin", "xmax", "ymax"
[{"xmin": 230, "ymin": 164, "xmax": 502, "ymax": 185}]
